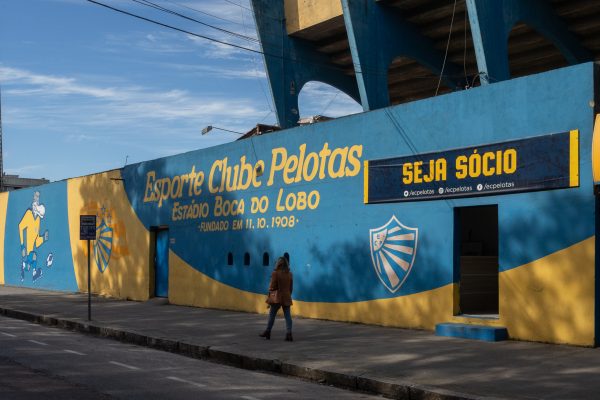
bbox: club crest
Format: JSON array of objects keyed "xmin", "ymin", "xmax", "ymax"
[{"xmin": 369, "ymin": 216, "xmax": 418, "ymax": 293}]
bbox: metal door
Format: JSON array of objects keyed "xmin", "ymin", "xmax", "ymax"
[{"xmin": 155, "ymin": 229, "xmax": 169, "ymax": 298}]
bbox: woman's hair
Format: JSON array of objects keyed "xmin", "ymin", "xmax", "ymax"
[{"xmin": 275, "ymin": 256, "xmax": 290, "ymax": 271}]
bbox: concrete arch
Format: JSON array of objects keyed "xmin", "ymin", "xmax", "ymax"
[{"xmin": 298, "ymin": 80, "xmax": 362, "ymax": 120}]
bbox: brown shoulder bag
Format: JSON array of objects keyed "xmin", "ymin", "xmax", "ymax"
[{"xmin": 266, "ymin": 289, "xmax": 279, "ymax": 305}]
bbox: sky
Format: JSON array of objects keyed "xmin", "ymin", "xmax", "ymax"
[{"xmin": 0, "ymin": 0, "xmax": 362, "ymax": 182}]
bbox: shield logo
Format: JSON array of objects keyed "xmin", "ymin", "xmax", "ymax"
[
  {"xmin": 94, "ymin": 218, "xmax": 113, "ymax": 273},
  {"xmin": 369, "ymin": 215, "xmax": 418, "ymax": 293}
]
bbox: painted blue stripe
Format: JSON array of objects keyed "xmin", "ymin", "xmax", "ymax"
[{"xmin": 435, "ymin": 323, "xmax": 508, "ymax": 342}]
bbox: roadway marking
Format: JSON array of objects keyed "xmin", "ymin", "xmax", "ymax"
[
  {"xmin": 166, "ymin": 376, "xmax": 207, "ymax": 388},
  {"xmin": 109, "ymin": 361, "xmax": 140, "ymax": 370},
  {"xmin": 241, "ymin": 396, "xmax": 262, "ymax": 400},
  {"xmin": 28, "ymin": 340, "xmax": 48, "ymax": 346},
  {"xmin": 64, "ymin": 349, "xmax": 86, "ymax": 356},
  {"xmin": 0, "ymin": 332, "xmax": 16, "ymax": 338}
]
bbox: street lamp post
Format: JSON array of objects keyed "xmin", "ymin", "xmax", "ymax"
[
  {"xmin": 201, "ymin": 125, "xmax": 244, "ymax": 135},
  {"xmin": 202, "ymin": 125, "xmax": 263, "ymax": 177}
]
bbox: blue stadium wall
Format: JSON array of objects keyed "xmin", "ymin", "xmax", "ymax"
[{"xmin": 0, "ymin": 63, "xmax": 597, "ymax": 346}]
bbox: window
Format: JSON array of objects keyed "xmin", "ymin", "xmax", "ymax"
[
  {"xmin": 263, "ymin": 252, "xmax": 270, "ymax": 267},
  {"xmin": 244, "ymin": 252, "xmax": 250, "ymax": 266},
  {"xmin": 227, "ymin": 252, "xmax": 233, "ymax": 266}
]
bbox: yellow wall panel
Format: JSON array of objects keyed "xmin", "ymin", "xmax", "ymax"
[
  {"xmin": 67, "ymin": 170, "xmax": 151, "ymax": 300},
  {"xmin": 0, "ymin": 192, "xmax": 8, "ymax": 285},
  {"xmin": 285, "ymin": 0, "xmax": 343, "ymax": 35},
  {"xmin": 500, "ymin": 237, "xmax": 595, "ymax": 346},
  {"xmin": 450, "ymin": 238, "xmax": 595, "ymax": 345},
  {"xmin": 592, "ymin": 114, "xmax": 600, "ymax": 183}
]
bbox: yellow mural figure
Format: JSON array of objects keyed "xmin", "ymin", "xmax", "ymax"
[{"xmin": 19, "ymin": 191, "xmax": 49, "ymax": 282}]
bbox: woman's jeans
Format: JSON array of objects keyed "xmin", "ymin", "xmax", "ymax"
[{"xmin": 266, "ymin": 304, "xmax": 292, "ymax": 333}]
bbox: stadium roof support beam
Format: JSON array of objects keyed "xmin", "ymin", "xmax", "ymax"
[
  {"xmin": 252, "ymin": 0, "xmax": 360, "ymax": 129},
  {"xmin": 341, "ymin": 0, "xmax": 463, "ymax": 111},
  {"xmin": 466, "ymin": 0, "xmax": 592, "ymax": 85}
]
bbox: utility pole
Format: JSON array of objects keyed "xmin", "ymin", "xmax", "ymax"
[{"xmin": 0, "ymin": 85, "xmax": 4, "ymax": 192}]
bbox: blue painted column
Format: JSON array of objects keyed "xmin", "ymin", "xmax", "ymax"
[
  {"xmin": 155, "ymin": 229, "xmax": 169, "ymax": 298},
  {"xmin": 465, "ymin": 0, "xmax": 508, "ymax": 85},
  {"xmin": 342, "ymin": 0, "xmax": 463, "ymax": 111},
  {"xmin": 251, "ymin": 0, "xmax": 360, "ymax": 128},
  {"xmin": 466, "ymin": 0, "xmax": 592, "ymax": 85}
]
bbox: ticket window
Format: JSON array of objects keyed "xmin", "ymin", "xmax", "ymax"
[{"xmin": 456, "ymin": 205, "xmax": 499, "ymax": 316}]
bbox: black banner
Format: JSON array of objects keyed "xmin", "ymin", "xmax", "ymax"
[{"xmin": 364, "ymin": 131, "xmax": 578, "ymax": 203}]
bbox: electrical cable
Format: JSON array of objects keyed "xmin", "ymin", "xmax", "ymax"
[
  {"xmin": 259, "ymin": 110, "xmax": 273, "ymax": 123},
  {"xmin": 321, "ymin": 91, "xmax": 340, "ymax": 116},
  {"xmin": 435, "ymin": 0, "xmax": 457, "ymax": 96},
  {"xmin": 130, "ymin": 0, "xmax": 259, "ymax": 43},
  {"xmin": 248, "ymin": 134, "xmax": 259, "ymax": 162},
  {"xmin": 88, "ymin": 0, "xmax": 264, "ymax": 55},
  {"xmin": 384, "ymin": 108, "xmax": 418, "ymax": 157},
  {"xmin": 222, "ymin": 0, "xmax": 252, "ymax": 13},
  {"xmin": 0, "ymin": 83, "xmax": 4, "ymax": 192},
  {"xmin": 470, "ymin": 71, "xmax": 497, "ymax": 87},
  {"xmin": 238, "ymin": 2, "xmax": 273, "ymax": 112},
  {"xmin": 162, "ymin": 0, "xmax": 246, "ymax": 26},
  {"xmin": 87, "ymin": 0, "xmax": 472, "ymax": 82},
  {"xmin": 382, "ymin": 107, "xmax": 455, "ymax": 209},
  {"xmin": 463, "ymin": 4, "xmax": 468, "ymax": 87}
]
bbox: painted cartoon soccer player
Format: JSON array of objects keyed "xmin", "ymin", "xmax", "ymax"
[{"xmin": 19, "ymin": 191, "xmax": 49, "ymax": 282}]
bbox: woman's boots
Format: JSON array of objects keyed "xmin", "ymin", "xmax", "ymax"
[
  {"xmin": 260, "ymin": 330, "xmax": 292, "ymax": 341},
  {"xmin": 259, "ymin": 330, "xmax": 271, "ymax": 340}
]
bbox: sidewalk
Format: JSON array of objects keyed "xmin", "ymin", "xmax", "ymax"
[{"xmin": 0, "ymin": 286, "xmax": 598, "ymax": 400}]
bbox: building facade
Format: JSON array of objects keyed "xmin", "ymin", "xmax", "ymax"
[
  {"xmin": 1, "ymin": 1, "xmax": 600, "ymax": 347},
  {"xmin": 2, "ymin": 174, "xmax": 50, "ymax": 191}
]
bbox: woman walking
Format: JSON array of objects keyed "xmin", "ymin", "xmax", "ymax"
[{"xmin": 260, "ymin": 256, "xmax": 293, "ymax": 341}]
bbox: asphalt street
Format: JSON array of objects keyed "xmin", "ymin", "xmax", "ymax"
[{"xmin": 0, "ymin": 315, "xmax": 379, "ymax": 400}]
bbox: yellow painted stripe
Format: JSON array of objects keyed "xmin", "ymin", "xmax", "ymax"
[
  {"xmin": 0, "ymin": 192, "xmax": 7, "ymax": 285},
  {"xmin": 170, "ymin": 250, "xmax": 456, "ymax": 331},
  {"xmin": 363, "ymin": 160, "xmax": 369, "ymax": 204},
  {"xmin": 170, "ymin": 235, "xmax": 595, "ymax": 344},
  {"xmin": 592, "ymin": 115, "xmax": 600, "ymax": 183},
  {"xmin": 569, "ymin": 130, "xmax": 579, "ymax": 187}
]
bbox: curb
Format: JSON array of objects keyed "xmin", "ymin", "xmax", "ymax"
[{"xmin": 0, "ymin": 306, "xmax": 497, "ymax": 400}]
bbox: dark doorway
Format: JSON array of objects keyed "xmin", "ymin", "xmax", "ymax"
[
  {"xmin": 456, "ymin": 205, "xmax": 499, "ymax": 315},
  {"xmin": 154, "ymin": 228, "xmax": 169, "ymax": 298}
]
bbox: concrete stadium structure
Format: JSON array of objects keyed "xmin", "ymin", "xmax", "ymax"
[{"xmin": 2, "ymin": 0, "xmax": 600, "ymax": 346}]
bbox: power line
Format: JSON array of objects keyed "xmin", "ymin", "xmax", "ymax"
[
  {"xmin": 259, "ymin": 110, "xmax": 273, "ymax": 123},
  {"xmin": 162, "ymin": 0, "xmax": 246, "ymax": 26},
  {"xmin": 130, "ymin": 0, "xmax": 258, "ymax": 43},
  {"xmin": 238, "ymin": 1, "xmax": 273, "ymax": 112},
  {"xmin": 435, "ymin": 0, "xmax": 457, "ymax": 96},
  {"xmin": 463, "ymin": 4, "xmax": 468, "ymax": 86},
  {"xmin": 0, "ymin": 84, "xmax": 4, "ymax": 192},
  {"xmin": 88, "ymin": 0, "xmax": 263, "ymax": 55},
  {"xmin": 226, "ymin": 0, "xmax": 281, "ymax": 22},
  {"xmin": 87, "ymin": 0, "xmax": 467, "ymax": 82},
  {"xmin": 222, "ymin": 0, "xmax": 252, "ymax": 13},
  {"xmin": 321, "ymin": 90, "xmax": 340, "ymax": 116}
]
